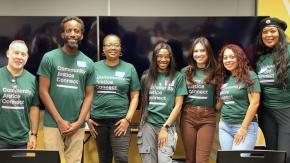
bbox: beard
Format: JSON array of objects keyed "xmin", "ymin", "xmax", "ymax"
[{"xmin": 64, "ymin": 36, "xmax": 81, "ymax": 49}]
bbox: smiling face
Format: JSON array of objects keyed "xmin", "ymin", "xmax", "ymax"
[
  {"xmin": 7, "ymin": 42, "xmax": 29, "ymax": 70},
  {"xmin": 61, "ymin": 20, "xmax": 83, "ymax": 49},
  {"xmin": 156, "ymin": 48, "xmax": 171, "ymax": 72},
  {"xmin": 223, "ymin": 48, "xmax": 238, "ymax": 75},
  {"xmin": 193, "ymin": 42, "xmax": 208, "ymax": 68},
  {"xmin": 262, "ymin": 26, "xmax": 280, "ymax": 48},
  {"xmin": 103, "ymin": 35, "xmax": 121, "ymax": 61}
]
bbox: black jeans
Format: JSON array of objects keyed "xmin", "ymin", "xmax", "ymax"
[
  {"xmin": 92, "ymin": 118, "xmax": 130, "ymax": 163},
  {"xmin": 258, "ymin": 107, "xmax": 290, "ymax": 163}
]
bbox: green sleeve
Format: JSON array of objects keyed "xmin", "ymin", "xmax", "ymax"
[
  {"xmin": 32, "ymin": 78, "xmax": 40, "ymax": 106},
  {"xmin": 180, "ymin": 66, "xmax": 187, "ymax": 75},
  {"xmin": 130, "ymin": 66, "xmax": 140, "ymax": 91},
  {"xmin": 37, "ymin": 54, "xmax": 52, "ymax": 79},
  {"xmin": 247, "ymin": 71, "xmax": 261, "ymax": 93},
  {"xmin": 85, "ymin": 62, "xmax": 96, "ymax": 86},
  {"xmin": 175, "ymin": 73, "xmax": 188, "ymax": 96},
  {"xmin": 140, "ymin": 71, "xmax": 148, "ymax": 93}
]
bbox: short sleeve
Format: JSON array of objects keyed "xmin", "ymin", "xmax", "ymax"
[
  {"xmin": 130, "ymin": 65, "xmax": 140, "ymax": 91},
  {"xmin": 37, "ymin": 54, "xmax": 52, "ymax": 79},
  {"xmin": 175, "ymin": 73, "xmax": 188, "ymax": 96},
  {"xmin": 85, "ymin": 62, "xmax": 96, "ymax": 86},
  {"xmin": 32, "ymin": 78, "xmax": 40, "ymax": 106},
  {"xmin": 247, "ymin": 71, "xmax": 261, "ymax": 93}
]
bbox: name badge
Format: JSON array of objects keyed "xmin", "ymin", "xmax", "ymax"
[
  {"xmin": 165, "ymin": 80, "xmax": 175, "ymax": 86},
  {"xmin": 77, "ymin": 61, "xmax": 87, "ymax": 67},
  {"xmin": 115, "ymin": 71, "xmax": 125, "ymax": 77}
]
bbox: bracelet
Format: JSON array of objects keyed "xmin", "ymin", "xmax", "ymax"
[
  {"xmin": 162, "ymin": 123, "xmax": 170, "ymax": 129},
  {"xmin": 125, "ymin": 117, "xmax": 131, "ymax": 124},
  {"xmin": 31, "ymin": 133, "xmax": 38, "ymax": 137}
]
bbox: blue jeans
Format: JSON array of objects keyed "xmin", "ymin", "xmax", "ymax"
[{"xmin": 219, "ymin": 120, "xmax": 258, "ymax": 150}]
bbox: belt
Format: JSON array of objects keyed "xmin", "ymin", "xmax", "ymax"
[{"xmin": 185, "ymin": 104, "xmax": 214, "ymax": 110}]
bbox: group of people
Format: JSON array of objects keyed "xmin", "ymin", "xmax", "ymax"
[{"xmin": 0, "ymin": 15, "xmax": 289, "ymax": 163}]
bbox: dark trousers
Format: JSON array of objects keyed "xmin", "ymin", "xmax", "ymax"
[
  {"xmin": 92, "ymin": 118, "xmax": 130, "ymax": 163},
  {"xmin": 0, "ymin": 138, "xmax": 26, "ymax": 149},
  {"xmin": 258, "ymin": 107, "xmax": 290, "ymax": 163},
  {"xmin": 180, "ymin": 105, "xmax": 216, "ymax": 163}
]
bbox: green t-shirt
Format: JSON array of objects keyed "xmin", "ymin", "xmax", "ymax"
[
  {"xmin": 181, "ymin": 66, "xmax": 216, "ymax": 107},
  {"xmin": 37, "ymin": 48, "xmax": 96, "ymax": 128},
  {"xmin": 90, "ymin": 60, "xmax": 140, "ymax": 119},
  {"xmin": 220, "ymin": 71, "xmax": 261, "ymax": 124},
  {"xmin": 142, "ymin": 71, "xmax": 188, "ymax": 127},
  {"xmin": 256, "ymin": 44, "xmax": 290, "ymax": 109},
  {"xmin": 0, "ymin": 67, "xmax": 39, "ymax": 145}
]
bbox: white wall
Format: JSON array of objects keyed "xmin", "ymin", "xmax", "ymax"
[{"xmin": 0, "ymin": 0, "xmax": 255, "ymax": 16}]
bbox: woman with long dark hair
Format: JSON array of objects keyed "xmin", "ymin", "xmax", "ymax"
[
  {"xmin": 138, "ymin": 42, "xmax": 188, "ymax": 163},
  {"xmin": 216, "ymin": 44, "xmax": 260, "ymax": 150},
  {"xmin": 180, "ymin": 37, "xmax": 217, "ymax": 163},
  {"xmin": 255, "ymin": 17, "xmax": 290, "ymax": 163}
]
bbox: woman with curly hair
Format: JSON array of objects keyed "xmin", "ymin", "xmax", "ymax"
[
  {"xmin": 216, "ymin": 44, "xmax": 260, "ymax": 150},
  {"xmin": 255, "ymin": 17, "xmax": 290, "ymax": 162},
  {"xmin": 138, "ymin": 42, "xmax": 188, "ymax": 163},
  {"xmin": 180, "ymin": 37, "xmax": 217, "ymax": 163}
]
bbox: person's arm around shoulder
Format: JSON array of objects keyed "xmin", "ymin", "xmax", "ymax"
[
  {"xmin": 27, "ymin": 105, "xmax": 40, "ymax": 149},
  {"xmin": 39, "ymin": 76, "xmax": 71, "ymax": 135}
]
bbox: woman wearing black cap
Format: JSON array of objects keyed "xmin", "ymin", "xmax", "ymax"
[{"xmin": 255, "ymin": 17, "xmax": 290, "ymax": 162}]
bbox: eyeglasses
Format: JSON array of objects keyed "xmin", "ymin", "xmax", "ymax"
[
  {"xmin": 157, "ymin": 54, "xmax": 171, "ymax": 60},
  {"xmin": 104, "ymin": 44, "xmax": 121, "ymax": 48}
]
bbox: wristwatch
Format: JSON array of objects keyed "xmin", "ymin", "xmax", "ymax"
[
  {"xmin": 31, "ymin": 132, "xmax": 38, "ymax": 137},
  {"xmin": 162, "ymin": 123, "xmax": 170, "ymax": 129}
]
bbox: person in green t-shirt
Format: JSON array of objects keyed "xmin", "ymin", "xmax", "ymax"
[
  {"xmin": 216, "ymin": 44, "xmax": 261, "ymax": 150},
  {"xmin": 87, "ymin": 34, "xmax": 140, "ymax": 163},
  {"xmin": 37, "ymin": 16, "xmax": 95, "ymax": 163},
  {"xmin": 0, "ymin": 40, "xmax": 40, "ymax": 149},
  {"xmin": 180, "ymin": 37, "xmax": 217, "ymax": 163},
  {"xmin": 255, "ymin": 17, "xmax": 290, "ymax": 163},
  {"xmin": 138, "ymin": 42, "xmax": 188, "ymax": 163}
]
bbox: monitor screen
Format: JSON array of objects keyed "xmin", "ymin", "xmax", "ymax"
[
  {"xmin": 99, "ymin": 16, "xmax": 266, "ymax": 78},
  {"xmin": 0, "ymin": 16, "xmax": 98, "ymax": 75}
]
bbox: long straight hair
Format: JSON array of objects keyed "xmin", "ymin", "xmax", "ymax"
[
  {"xmin": 185, "ymin": 37, "xmax": 216, "ymax": 85},
  {"xmin": 140, "ymin": 42, "xmax": 176, "ymax": 123}
]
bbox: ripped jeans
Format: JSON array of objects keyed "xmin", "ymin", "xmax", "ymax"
[{"xmin": 137, "ymin": 122, "xmax": 177, "ymax": 163}]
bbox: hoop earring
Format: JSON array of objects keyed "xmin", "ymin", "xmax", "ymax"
[{"xmin": 119, "ymin": 52, "xmax": 123, "ymax": 57}]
